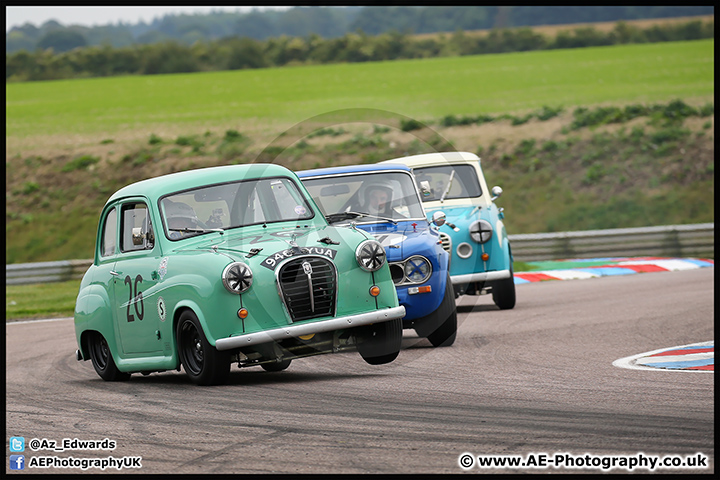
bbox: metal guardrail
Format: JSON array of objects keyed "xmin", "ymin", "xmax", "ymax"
[
  {"xmin": 508, "ymin": 223, "xmax": 714, "ymax": 262},
  {"xmin": 5, "ymin": 223, "xmax": 714, "ymax": 285},
  {"xmin": 6, "ymin": 259, "xmax": 93, "ymax": 286}
]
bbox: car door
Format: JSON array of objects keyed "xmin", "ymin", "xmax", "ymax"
[
  {"xmin": 92, "ymin": 204, "xmax": 120, "ymax": 341},
  {"xmin": 112, "ymin": 199, "xmax": 163, "ymax": 355}
]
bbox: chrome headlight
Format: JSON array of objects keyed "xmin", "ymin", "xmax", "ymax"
[
  {"xmin": 222, "ymin": 262, "xmax": 253, "ymax": 294},
  {"xmin": 469, "ymin": 219, "xmax": 493, "ymax": 244},
  {"xmin": 404, "ymin": 255, "xmax": 432, "ymax": 284},
  {"xmin": 356, "ymin": 240, "xmax": 386, "ymax": 272}
]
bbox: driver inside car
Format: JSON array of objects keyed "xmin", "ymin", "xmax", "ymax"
[
  {"xmin": 359, "ymin": 180, "xmax": 409, "ymax": 220},
  {"xmin": 364, "ymin": 184, "xmax": 394, "ymax": 218},
  {"xmin": 164, "ymin": 201, "xmax": 200, "ymax": 239}
]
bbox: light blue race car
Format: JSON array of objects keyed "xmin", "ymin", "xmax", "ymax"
[
  {"xmin": 297, "ymin": 164, "xmax": 457, "ymax": 347},
  {"xmin": 382, "ymin": 152, "xmax": 516, "ymax": 310}
]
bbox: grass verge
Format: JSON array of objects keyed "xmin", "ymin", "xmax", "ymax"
[{"xmin": 6, "ymin": 279, "xmax": 80, "ymax": 321}]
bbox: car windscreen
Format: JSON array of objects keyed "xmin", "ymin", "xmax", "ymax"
[
  {"xmin": 302, "ymin": 171, "xmax": 426, "ymax": 224},
  {"xmin": 412, "ymin": 164, "xmax": 482, "ymax": 202},
  {"xmin": 160, "ymin": 176, "xmax": 315, "ymax": 239}
]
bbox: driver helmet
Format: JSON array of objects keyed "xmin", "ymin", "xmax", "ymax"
[
  {"xmin": 360, "ymin": 179, "xmax": 394, "ymax": 211},
  {"xmin": 164, "ymin": 200, "xmax": 199, "ymax": 231}
]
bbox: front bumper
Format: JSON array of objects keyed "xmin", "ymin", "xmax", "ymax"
[
  {"xmin": 215, "ymin": 306, "xmax": 406, "ymax": 351},
  {"xmin": 450, "ymin": 269, "xmax": 511, "ymax": 285}
]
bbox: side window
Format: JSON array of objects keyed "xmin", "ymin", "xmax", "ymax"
[
  {"xmin": 120, "ymin": 203, "xmax": 152, "ymax": 252},
  {"xmin": 101, "ymin": 208, "xmax": 117, "ymax": 257}
]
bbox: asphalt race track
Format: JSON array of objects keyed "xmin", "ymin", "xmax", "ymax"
[{"xmin": 5, "ymin": 267, "xmax": 714, "ymax": 474}]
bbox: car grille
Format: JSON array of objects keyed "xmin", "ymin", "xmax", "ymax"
[
  {"xmin": 439, "ymin": 232, "xmax": 452, "ymax": 253},
  {"xmin": 389, "ymin": 263, "xmax": 405, "ymax": 285},
  {"xmin": 278, "ymin": 257, "xmax": 337, "ymax": 322}
]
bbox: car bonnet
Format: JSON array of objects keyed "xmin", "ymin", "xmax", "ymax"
[
  {"xmin": 356, "ymin": 220, "xmax": 433, "ymax": 260},
  {"xmin": 166, "ymin": 221, "xmax": 372, "ymax": 265},
  {"xmin": 423, "ymin": 204, "xmax": 481, "ymax": 223}
]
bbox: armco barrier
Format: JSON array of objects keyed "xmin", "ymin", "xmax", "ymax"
[
  {"xmin": 6, "ymin": 259, "xmax": 94, "ymax": 286},
  {"xmin": 508, "ymin": 223, "xmax": 714, "ymax": 262},
  {"xmin": 5, "ymin": 223, "xmax": 714, "ymax": 285}
]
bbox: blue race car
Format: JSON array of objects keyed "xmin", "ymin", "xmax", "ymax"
[
  {"xmin": 298, "ymin": 164, "xmax": 456, "ymax": 347},
  {"xmin": 382, "ymin": 152, "xmax": 516, "ymax": 310}
]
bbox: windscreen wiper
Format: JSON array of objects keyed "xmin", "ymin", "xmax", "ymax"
[
  {"xmin": 168, "ymin": 227, "xmax": 225, "ymax": 235},
  {"xmin": 440, "ymin": 170, "xmax": 455, "ymax": 203},
  {"xmin": 326, "ymin": 211, "xmax": 397, "ymax": 225},
  {"xmin": 325, "ymin": 211, "xmax": 362, "ymax": 223}
]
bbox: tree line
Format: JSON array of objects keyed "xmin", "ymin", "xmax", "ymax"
[
  {"xmin": 7, "ymin": 6, "xmax": 714, "ymax": 54},
  {"xmin": 6, "ymin": 18, "xmax": 714, "ymax": 82}
]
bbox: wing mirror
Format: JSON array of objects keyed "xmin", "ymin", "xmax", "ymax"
[
  {"xmin": 491, "ymin": 186, "xmax": 503, "ymax": 202},
  {"xmin": 132, "ymin": 226, "xmax": 154, "ymax": 248},
  {"xmin": 431, "ymin": 211, "xmax": 446, "ymax": 227},
  {"xmin": 132, "ymin": 227, "xmax": 144, "ymax": 245}
]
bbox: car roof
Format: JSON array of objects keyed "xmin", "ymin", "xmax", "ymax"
[
  {"xmin": 296, "ymin": 163, "xmax": 411, "ymax": 178},
  {"xmin": 107, "ymin": 163, "xmax": 297, "ymax": 202},
  {"xmin": 380, "ymin": 151, "xmax": 480, "ymax": 167}
]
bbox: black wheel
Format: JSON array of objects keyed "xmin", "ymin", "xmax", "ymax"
[
  {"xmin": 261, "ymin": 359, "xmax": 292, "ymax": 372},
  {"xmin": 424, "ymin": 274, "xmax": 457, "ymax": 347},
  {"xmin": 356, "ymin": 317, "xmax": 402, "ymax": 365},
  {"xmin": 89, "ymin": 332, "xmax": 130, "ymax": 381},
  {"xmin": 492, "ymin": 263, "xmax": 516, "ymax": 310},
  {"xmin": 176, "ymin": 310, "xmax": 230, "ymax": 386}
]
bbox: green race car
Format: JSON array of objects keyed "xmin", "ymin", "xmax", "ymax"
[{"xmin": 74, "ymin": 163, "xmax": 405, "ymax": 385}]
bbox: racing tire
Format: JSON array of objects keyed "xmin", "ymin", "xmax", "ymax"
[
  {"xmin": 492, "ymin": 264, "xmax": 516, "ymax": 310},
  {"xmin": 261, "ymin": 359, "xmax": 292, "ymax": 372},
  {"xmin": 356, "ymin": 317, "xmax": 403, "ymax": 365},
  {"xmin": 89, "ymin": 332, "xmax": 131, "ymax": 381},
  {"xmin": 177, "ymin": 310, "xmax": 230, "ymax": 386},
  {"xmin": 424, "ymin": 274, "xmax": 458, "ymax": 347}
]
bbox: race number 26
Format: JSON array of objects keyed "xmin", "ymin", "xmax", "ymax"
[{"xmin": 124, "ymin": 274, "xmax": 144, "ymax": 322}]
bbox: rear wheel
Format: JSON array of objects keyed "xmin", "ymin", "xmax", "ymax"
[
  {"xmin": 177, "ymin": 310, "xmax": 230, "ymax": 386},
  {"xmin": 356, "ymin": 317, "xmax": 402, "ymax": 365},
  {"xmin": 492, "ymin": 264, "xmax": 516, "ymax": 310},
  {"xmin": 261, "ymin": 359, "xmax": 292, "ymax": 372},
  {"xmin": 88, "ymin": 332, "xmax": 130, "ymax": 381}
]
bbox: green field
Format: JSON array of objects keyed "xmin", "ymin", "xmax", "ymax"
[
  {"xmin": 6, "ymin": 280, "xmax": 80, "ymax": 320},
  {"xmin": 4, "ymin": 39, "xmax": 715, "ymax": 320},
  {"xmin": 6, "ymin": 40, "xmax": 714, "ymax": 141},
  {"xmin": 5, "ymin": 39, "xmax": 715, "ymax": 262}
]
